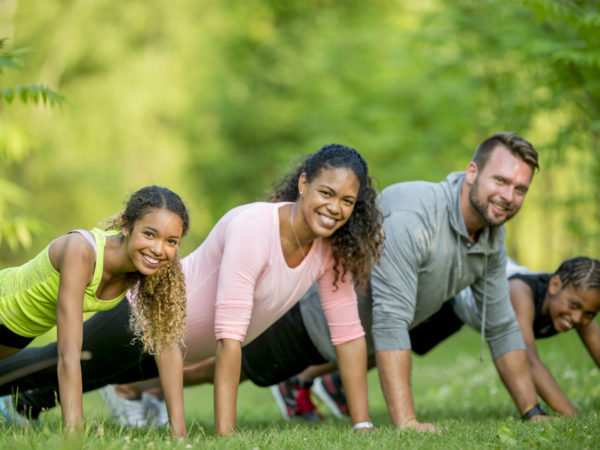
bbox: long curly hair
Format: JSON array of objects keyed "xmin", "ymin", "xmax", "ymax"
[
  {"xmin": 103, "ymin": 185, "xmax": 190, "ymax": 355},
  {"xmin": 269, "ymin": 143, "xmax": 385, "ymax": 288}
]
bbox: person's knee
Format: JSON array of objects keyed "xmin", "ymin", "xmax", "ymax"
[{"xmin": 183, "ymin": 357, "xmax": 216, "ymax": 386}]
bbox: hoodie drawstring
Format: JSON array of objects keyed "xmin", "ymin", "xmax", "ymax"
[
  {"xmin": 479, "ymin": 253, "xmax": 488, "ymax": 364},
  {"xmin": 458, "ymin": 232, "xmax": 488, "ymax": 363},
  {"xmin": 456, "ymin": 233, "xmax": 462, "ymax": 280}
]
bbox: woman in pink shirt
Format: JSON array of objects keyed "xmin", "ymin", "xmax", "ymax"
[{"xmin": 0, "ymin": 143, "xmax": 384, "ymax": 436}]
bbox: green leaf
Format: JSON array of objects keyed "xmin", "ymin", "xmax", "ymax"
[
  {"xmin": 18, "ymin": 86, "xmax": 29, "ymax": 103},
  {"xmin": 497, "ymin": 425, "xmax": 517, "ymax": 446},
  {"xmin": 31, "ymin": 85, "xmax": 40, "ymax": 104},
  {"xmin": 0, "ymin": 55, "xmax": 22, "ymax": 70},
  {"xmin": 1, "ymin": 88, "xmax": 14, "ymax": 104},
  {"xmin": 1, "ymin": 84, "xmax": 64, "ymax": 107}
]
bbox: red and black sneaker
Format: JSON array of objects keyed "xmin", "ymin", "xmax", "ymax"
[
  {"xmin": 270, "ymin": 376, "xmax": 324, "ymax": 422},
  {"xmin": 312, "ymin": 372, "xmax": 350, "ymax": 419}
]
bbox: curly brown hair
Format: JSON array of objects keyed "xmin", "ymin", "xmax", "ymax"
[
  {"xmin": 103, "ymin": 185, "xmax": 189, "ymax": 355},
  {"xmin": 269, "ymin": 143, "xmax": 385, "ymax": 288}
]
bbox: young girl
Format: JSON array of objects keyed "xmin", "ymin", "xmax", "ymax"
[
  {"xmin": 0, "ymin": 143, "xmax": 385, "ymax": 436},
  {"xmin": 502, "ymin": 256, "xmax": 600, "ymax": 415},
  {"xmin": 0, "ymin": 185, "xmax": 189, "ymax": 431}
]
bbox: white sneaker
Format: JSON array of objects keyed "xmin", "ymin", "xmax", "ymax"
[
  {"xmin": 142, "ymin": 392, "xmax": 169, "ymax": 428},
  {"xmin": 0, "ymin": 395, "xmax": 29, "ymax": 426},
  {"xmin": 99, "ymin": 385, "xmax": 146, "ymax": 428}
]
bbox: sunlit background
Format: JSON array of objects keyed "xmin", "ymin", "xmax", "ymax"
[{"xmin": 1, "ymin": 0, "xmax": 598, "ymax": 272}]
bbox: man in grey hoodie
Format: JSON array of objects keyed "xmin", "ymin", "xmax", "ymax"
[{"xmin": 369, "ymin": 131, "xmax": 543, "ymax": 430}]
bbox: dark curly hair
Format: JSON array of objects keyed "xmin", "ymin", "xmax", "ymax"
[
  {"xmin": 269, "ymin": 143, "xmax": 384, "ymax": 288},
  {"xmin": 104, "ymin": 185, "xmax": 190, "ymax": 354}
]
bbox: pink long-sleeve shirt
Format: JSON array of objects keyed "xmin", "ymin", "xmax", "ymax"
[{"xmin": 180, "ymin": 202, "xmax": 364, "ymax": 365}]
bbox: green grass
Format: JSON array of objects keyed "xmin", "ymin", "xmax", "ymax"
[{"xmin": 1, "ymin": 327, "xmax": 599, "ymax": 449}]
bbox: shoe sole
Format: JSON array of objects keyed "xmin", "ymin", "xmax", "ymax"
[
  {"xmin": 269, "ymin": 385, "xmax": 292, "ymax": 421},
  {"xmin": 311, "ymin": 377, "xmax": 347, "ymax": 419}
]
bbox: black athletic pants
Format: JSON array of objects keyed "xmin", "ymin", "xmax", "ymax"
[{"xmin": 0, "ymin": 298, "xmax": 157, "ymax": 418}]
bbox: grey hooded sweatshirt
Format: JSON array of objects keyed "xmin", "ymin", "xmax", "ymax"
[{"xmin": 301, "ymin": 172, "xmax": 524, "ymax": 363}]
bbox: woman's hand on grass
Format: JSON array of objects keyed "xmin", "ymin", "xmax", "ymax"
[{"xmin": 400, "ymin": 419, "xmax": 445, "ymax": 433}]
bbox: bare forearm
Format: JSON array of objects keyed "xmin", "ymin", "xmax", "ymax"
[
  {"xmin": 494, "ymin": 350, "xmax": 538, "ymax": 415},
  {"xmin": 335, "ymin": 338, "xmax": 370, "ymax": 425},
  {"xmin": 57, "ymin": 358, "xmax": 83, "ymax": 430},
  {"xmin": 156, "ymin": 344, "xmax": 187, "ymax": 437},
  {"xmin": 376, "ymin": 349, "xmax": 417, "ymax": 426},
  {"xmin": 214, "ymin": 339, "xmax": 241, "ymax": 436},
  {"xmin": 529, "ymin": 358, "xmax": 577, "ymax": 415}
]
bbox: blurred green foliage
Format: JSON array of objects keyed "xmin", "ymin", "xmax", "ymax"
[
  {"xmin": 0, "ymin": 0, "xmax": 598, "ymax": 270},
  {"xmin": 0, "ymin": 37, "xmax": 62, "ymax": 250}
]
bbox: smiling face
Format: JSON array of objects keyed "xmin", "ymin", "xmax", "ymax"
[
  {"xmin": 545, "ymin": 275, "xmax": 600, "ymax": 332},
  {"xmin": 123, "ymin": 206, "xmax": 184, "ymax": 276},
  {"xmin": 464, "ymin": 145, "xmax": 533, "ymax": 233},
  {"xmin": 296, "ymin": 166, "xmax": 360, "ymax": 240}
]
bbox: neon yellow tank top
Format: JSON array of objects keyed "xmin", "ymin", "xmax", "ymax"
[{"xmin": 0, "ymin": 228, "xmax": 127, "ymax": 337}]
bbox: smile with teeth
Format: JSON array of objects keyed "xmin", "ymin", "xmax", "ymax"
[
  {"xmin": 490, "ymin": 200, "xmax": 510, "ymax": 213},
  {"xmin": 317, "ymin": 212, "xmax": 337, "ymax": 227},
  {"xmin": 142, "ymin": 254, "xmax": 162, "ymax": 265},
  {"xmin": 559, "ymin": 317, "xmax": 573, "ymax": 331}
]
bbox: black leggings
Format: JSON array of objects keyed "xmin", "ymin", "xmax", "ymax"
[
  {"xmin": 0, "ymin": 325, "xmax": 35, "ymax": 348},
  {"xmin": 409, "ymin": 298, "xmax": 464, "ymax": 355},
  {"xmin": 0, "ymin": 298, "xmax": 157, "ymax": 418},
  {"xmin": 241, "ymin": 302, "xmax": 326, "ymax": 387}
]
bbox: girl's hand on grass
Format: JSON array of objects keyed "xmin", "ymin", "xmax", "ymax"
[
  {"xmin": 529, "ymin": 414, "xmax": 552, "ymax": 423},
  {"xmin": 63, "ymin": 420, "xmax": 84, "ymax": 434}
]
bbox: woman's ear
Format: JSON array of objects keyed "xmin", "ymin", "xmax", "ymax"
[
  {"xmin": 548, "ymin": 274, "xmax": 562, "ymax": 295},
  {"xmin": 298, "ymin": 173, "xmax": 308, "ymax": 198},
  {"xmin": 121, "ymin": 224, "xmax": 129, "ymax": 237}
]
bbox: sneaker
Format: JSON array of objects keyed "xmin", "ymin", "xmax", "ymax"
[
  {"xmin": 99, "ymin": 385, "xmax": 146, "ymax": 428},
  {"xmin": 142, "ymin": 392, "xmax": 169, "ymax": 428},
  {"xmin": 270, "ymin": 377, "xmax": 324, "ymax": 422},
  {"xmin": 312, "ymin": 372, "xmax": 349, "ymax": 419},
  {"xmin": 0, "ymin": 395, "xmax": 29, "ymax": 426}
]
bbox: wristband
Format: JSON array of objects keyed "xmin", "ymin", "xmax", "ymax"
[
  {"xmin": 522, "ymin": 403, "xmax": 548, "ymax": 420},
  {"xmin": 352, "ymin": 421, "xmax": 374, "ymax": 431}
]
